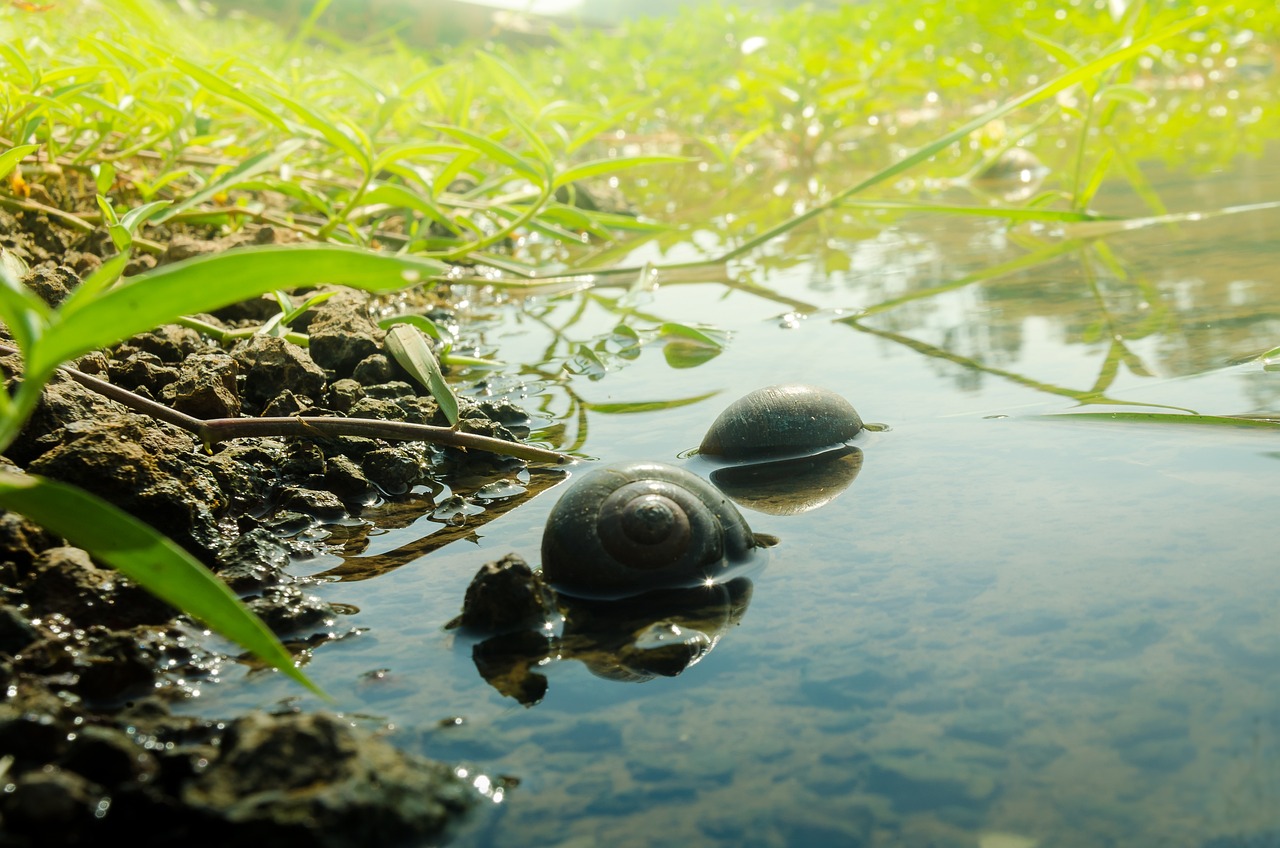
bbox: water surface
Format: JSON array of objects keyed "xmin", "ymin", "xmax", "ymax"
[{"xmin": 191, "ymin": 140, "xmax": 1279, "ymax": 848}]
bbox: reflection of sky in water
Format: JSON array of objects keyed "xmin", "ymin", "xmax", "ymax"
[{"xmin": 187, "ymin": 158, "xmax": 1280, "ymax": 846}]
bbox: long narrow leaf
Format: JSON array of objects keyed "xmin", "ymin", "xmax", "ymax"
[
  {"xmin": 32, "ymin": 246, "xmax": 446, "ymax": 375},
  {"xmin": 383, "ymin": 324, "xmax": 459, "ymax": 425},
  {"xmin": 0, "ymin": 144, "xmax": 40, "ymax": 180},
  {"xmin": 0, "ymin": 472, "xmax": 324, "ymax": 696},
  {"xmin": 424, "ymin": 123, "xmax": 545, "ymax": 185},
  {"xmin": 154, "ymin": 140, "xmax": 305, "ymax": 224},
  {"xmin": 172, "ymin": 57, "xmax": 291, "ymax": 132},
  {"xmin": 552, "ymin": 155, "xmax": 690, "ymax": 189}
]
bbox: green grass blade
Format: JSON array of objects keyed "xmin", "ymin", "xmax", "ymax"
[
  {"xmin": 1042, "ymin": 412, "xmax": 1280, "ymax": 430},
  {"xmin": 552, "ymin": 155, "xmax": 691, "ymax": 190},
  {"xmin": 383, "ymin": 323, "xmax": 459, "ymax": 425},
  {"xmin": 583, "ymin": 391, "xmax": 720, "ymax": 414},
  {"xmin": 272, "ymin": 91, "xmax": 373, "ymax": 171},
  {"xmin": 424, "ymin": 123, "xmax": 546, "ymax": 186},
  {"xmin": 0, "ymin": 472, "xmax": 325, "ymax": 697},
  {"xmin": 31, "ymin": 245, "xmax": 446, "ymax": 375},
  {"xmin": 59, "ymin": 251, "xmax": 131, "ymax": 317},
  {"xmin": 0, "ymin": 144, "xmax": 40, "ymax": 180},
  {"xmin": 154, "ymin": 140, "xmax": 305, "ymax": 224},
  {"xmin": 171, "ymin": 57, "xmax": 290, "ymax": 132}
]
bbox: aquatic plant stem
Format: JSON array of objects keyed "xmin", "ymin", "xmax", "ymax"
[{"xmin": 0, "ymin": 344, "xmax": 571, "ymax": 465}]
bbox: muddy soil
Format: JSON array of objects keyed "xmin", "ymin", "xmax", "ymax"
[{"xmin": 0, "ymin": 206, "xmax": 542, "ymax": 846}]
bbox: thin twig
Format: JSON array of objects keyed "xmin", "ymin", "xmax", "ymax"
[{"xmin": 0, "ymin": 344, "xmax": 572, "ymax": 465}]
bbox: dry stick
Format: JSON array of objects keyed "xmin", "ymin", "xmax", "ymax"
[{"xmin": 0, "ymin": 344, "xmax": 572, "ymax": 465}]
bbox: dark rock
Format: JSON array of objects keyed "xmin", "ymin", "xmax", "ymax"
[
  {"xmin": 261, "ymin": 389, "xmax": 307, "ymax": 417},
  {"xmin": 183, "ymin": 711, "xmax": 475, "ymax": 848},
  {"xmin": 276, "ymin": 487, "xmax": 347, "ymax": 523},
  {"xmin": 323, "ymin": 456, "xmax": 378, "ymax": 506},
  {"xmin": 0, "ymin": 765, "xmax": 103, "ymax": 839},
  {"xmin": 325, "ymin": 379, "xmax": 365, "ymax": 414},
  {"xmin": 0, "ymin": 606, "xmax": 38, "ymax": 656},
  {"xmin": 122, "ymin": 324, "xmax": 208, "ymax": 364},
  {"xmin": 0, "ymin": 711, "xmax": 68, "ymax": 766},
  {"xmin": 0, "ymin": 510, "xmax": 61, "ymax": 571},
  {"xmin": 281, "ymin": 442, "xmax": 326, "ymax": 479},
  {"xmin": 160, "ymin": 352, "xmax": 241, "ymax": 419},
  {"xmin": 361, "ymin": 447, "xmax": 424, "ymax": 495},
  {"xmin": 450, "ymin": 554, "xmax": 557, "ymax": 635},
  {"xmin": 363, "ymin": 381, "xmax": 415, "ymax": 400},
  {"xmin": 351, "ymin": 354, "xmax": 394, "ymax": 386},
  {"xmin": 307, "ymin": 292, "xmax": 383, "ymax": 377},
  {"xmin": 214, "ymin": 529, "xmax": 292, "ymax": 593},
  {"xmin": 247, "ymin": 585, "xmax": 337, "ymax": 635},
  {"xmin": 4, "ymin": 372, "xmax": 123, "ymax": 464},
  {"xmin": 231, "ymin": 336, "xmax": 327, "ymax": 410},
  {"xmin": 60, "ymin": 724, "xmax": 159, "ymax": 787},
  {"xmin": 24, "ymin": 546, "xmax": 113, "ymax": 620},
  {"xmin": 28, "ymin": 414, "xmax": 228, "ymax": 555},
  {"xmin": 21, "ymin": 264, "xmax": 78, "ymax": 307},
  {"xmin": 347, "ymin": 397, "xmax": 407, "ymax": 422},
  {"xmin": 107, "ymin": 349, "xmax": 181, "ymax": 392},
  {"xmin": 74, "ymin": 626, "xmax": 158, "ymax": 704}
]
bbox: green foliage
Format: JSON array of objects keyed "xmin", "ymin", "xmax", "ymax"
[{"xmin": 0, "ymin": 246, "xmax": 444, "ymax": 693}]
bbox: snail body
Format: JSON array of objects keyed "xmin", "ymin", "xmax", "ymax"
[
  {"xmin": 541, "ymin": 461, "xmax": 757, "ymax": 599},
  {"xmin": 700, "ymin": 384, "xmax": 863, "ymax": 460}
]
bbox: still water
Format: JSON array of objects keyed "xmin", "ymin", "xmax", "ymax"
[{"xmin": 190, "ymin": 149, "xmax": 1279, "ymax": 847}]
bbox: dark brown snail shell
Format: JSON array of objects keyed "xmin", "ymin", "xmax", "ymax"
[
  {"xmin": 541, "ymin": 461, "xmax": 757, "ymax": 599},
  {"xmin": 699, "ymin": 384, "xmax": 863, "ymax": 460}
]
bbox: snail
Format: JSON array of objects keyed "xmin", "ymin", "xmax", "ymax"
[
  {"xmin": 540, "ymin": 461, "xmax": 759, "ymax": 599},
  {"xmin": 700, "ymin": 384, "xmax": 863, "ymax": 460}
]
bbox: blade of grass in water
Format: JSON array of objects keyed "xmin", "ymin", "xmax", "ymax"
[{"xmin": 1042, "ymin": 412, "xmax": 1280, "ymax": 430}]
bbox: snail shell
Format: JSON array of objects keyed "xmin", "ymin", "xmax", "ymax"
[
  {"xmin": 541, "ymin": 461, "xmax": 757, "ymax": 599},
  {"xmin": 700, "ymin": 384, "xmax": 863, "ymax": 460}
]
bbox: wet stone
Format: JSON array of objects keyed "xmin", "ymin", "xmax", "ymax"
[
  {"xmin": 60, "ymin": 724, "xmax": 159, "ymax": 787},
  {"xmin": 248, "ymin": 585, "xmax": 338, "ymax": 635},
  {"xmin": 324, "ymin": 455, "xmax": 378, "ymax": 505},
  {"xmin": 73, "ymin": 626, "xmax": 158, "ymax": 704},
  {"xmin": 281, "ymin": 441, "xmax": 326, "ymax": 479},
  {"xmin": 231, "ymin": 335, "xmax": 327, "ymax": 410},
  {"xmin": 307, "ymin": 292, "xmax": 385, "ymax": 377},
  {"xmin": 214, "ymin": 529, "xmax": 292, "ymax": 594},
  {"xmin": 183, "ymin": 711, "xmax": 475, "ymax": 847},
  {"xmin": 122, "ymin": 324, "xmax": 208, "ymax": 364},
  {"xmin": 277, "ymin": 487, "xmax": 347, "ymax": 523},
  {"xmin": 348, "ymin": 397, "xmax": 407, "ymax": 422},
  {"xmin": 106, "ymin": 350, "xmax": 180, "ymax": 393},
  {"xmin": 27, "ymin": 414, "xmax": 228, "ymax": 555},
  {"xmin": 160, "ymin": 352, "xmax": 241, "ymax": 419},
  {"xmin": 0, "ymin": 510, "xmax": 62, "ymax": 571},
  {"xmin": 0, "ymin": 765, "xmax": 103, "ymax": 840},
  {"xmin": 363, "ymin": 381, "xmax": 416, "ymax": 400},
  {"xmin": 261, "ymin": 388, "xmax": 307, "ymax": 417},
  {"xmin": 352, "ymin": 354, "xmax": 395, "ymax": 386},
  {"xmin": 450, "ymin": 554, "xmax": 558, "ymax": 635},
  {"xmin": 326, "ymin": 378, "xmax": 366, "ymax": 413},
  {"xmin": 361, "ymin": 447, "xmax": 425, "ymax": 495},
  {"xmin": 0, "ymin": 606, "xmax": 38, "ymax": 656}
]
